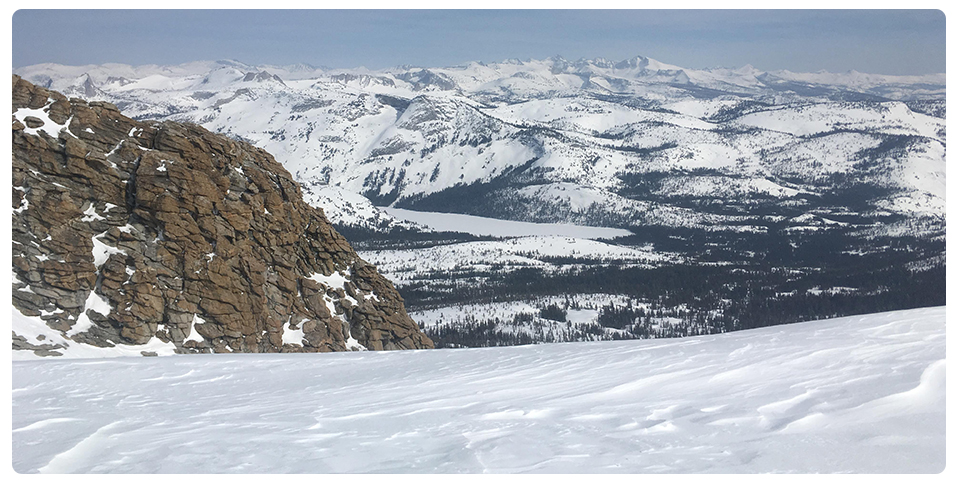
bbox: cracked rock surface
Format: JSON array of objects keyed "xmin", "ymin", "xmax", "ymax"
[{"xmin": 12, "ymin": 75, "xmax": 434, "ymax": 356}]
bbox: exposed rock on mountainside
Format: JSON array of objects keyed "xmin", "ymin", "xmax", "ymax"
[{"xmin": 12, "ymin": 75, "xmax": 434, "ymax": 356}]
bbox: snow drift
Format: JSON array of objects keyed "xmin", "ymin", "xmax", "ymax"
[{"xmin": 12, "ymin": 306, "xmax": 945, "ymax": 473}]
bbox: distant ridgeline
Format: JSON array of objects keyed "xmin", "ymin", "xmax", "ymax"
[
  {"xmin": 15, "ymin": 57, "xmax": 946, "ymax": 348},
  {"xmin": 12, "ymin": 75, "xmax": 433, "ymax": 357}
]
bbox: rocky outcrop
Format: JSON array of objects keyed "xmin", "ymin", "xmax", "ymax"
[{"xmin": 12, "ymin": 75, "xmax": 434, "ymax": 356}]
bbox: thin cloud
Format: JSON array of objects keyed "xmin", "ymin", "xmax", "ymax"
[{"xmin": 12, "ymin": 9, "xmax": 946, "ymax": 75}]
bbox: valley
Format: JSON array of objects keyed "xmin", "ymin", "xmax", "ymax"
[{"xmin": 15, "ymin": 55, "xmax": 946, "ymax": 347}]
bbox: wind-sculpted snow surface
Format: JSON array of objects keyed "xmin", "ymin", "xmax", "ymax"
[{"xmin": 12, "ymin": 307, "xmax": 944, "ymax": 473}]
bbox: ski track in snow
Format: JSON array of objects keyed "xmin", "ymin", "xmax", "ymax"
[{"xmin": 12, "ymin": 307, "xmax": 945, "ymax": 473}]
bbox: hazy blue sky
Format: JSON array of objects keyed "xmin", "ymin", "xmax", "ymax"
[{"xmin": 12, "ymin": 9, "xmax": 946, "ymax": 75}]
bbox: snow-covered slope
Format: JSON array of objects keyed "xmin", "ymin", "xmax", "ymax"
[
  {"xmin": 15, "ymin": 56, "xmax": 946, "ymax": 234},
  {"xmin": 12, "ymin": 307, "xmax": 944, "ymax": 473}
]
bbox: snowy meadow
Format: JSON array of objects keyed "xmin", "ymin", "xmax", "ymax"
[{"xmin": 12, "ymin": 307, "xmax": 945, "ymax": 473}]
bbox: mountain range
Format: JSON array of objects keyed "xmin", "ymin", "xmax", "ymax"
[{"xmin": 14, "ymin": 55, "xmax": 946, "ymax": 346}]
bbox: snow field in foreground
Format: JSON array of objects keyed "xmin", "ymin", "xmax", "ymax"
[{"xmin": 12, "ymin": 307, "xmax": 945, "ymax": 473}]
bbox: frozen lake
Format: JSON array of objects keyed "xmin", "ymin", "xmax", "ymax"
[{"xmin": 382, "ymin": 207, "xmax": 632, "ymax": 239}]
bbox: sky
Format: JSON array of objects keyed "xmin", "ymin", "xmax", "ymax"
[{"xmin": 10, "ymin": 8, "xmax": 949, "ymax": 76}]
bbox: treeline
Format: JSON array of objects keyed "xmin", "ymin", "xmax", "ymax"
[
  {"xmin": 410, "ymin": 251, "xmax": 945, "ymax": 347},
  {"xmin": 424, "ymin": 318, "xmax": 537, "ymax": 348},
  {"xmin": 422, "ymin": 263, "xmax": 945, "ymax": 348},
  {"xmin": 402, "ymin": 258, "xmax": 945, "ymax": 313},
  {"xmin": 423, "ymin": 301, "xmax": 729, "ymax": 349}
]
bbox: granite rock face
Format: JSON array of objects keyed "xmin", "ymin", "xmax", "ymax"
[{"xmin": 12, "ymin": 75, "xmax": 434, "ymax": 356}]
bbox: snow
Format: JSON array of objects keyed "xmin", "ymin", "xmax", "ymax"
[
  {"xmin": 344, "ymin": 332, "xmax": 367, "ymax": 352},
  {"xmin": 302, "ymin": 185, "xmax": 417, "ymax": 230},
  {"xmin": 90, "ymin": 232, "xmax": 125, "ymax": 268},
  {"xmin": 13, "ymin": 103, "xmax": 70, "ymax": 138},
  {"xmin": 104, "ymin": 141, "xmax": 123, "ymax": 157},
  {"xmin": 12, "ymin": 308, "xmax": 176, "ymax": 360},
  {"xmin": 16, "ymin": 57, "xmax": 943, "ymax": 237},
  {"xmin": 383, "ymin": 207, "xmax": 631, "ymax": 239},
  {"xmin": 308, "ymin": 269, "xmax": 349, "ymax": 290},
  {"xmin": 80, "ymin": 203, "xmax": 105, "ymax": 222},
  {"xmin": 807, "ymin": 286, "xmax": 858, "ymax": 296},
  {"xmin": 414, "ymin": 300, "xmax": 534, "ymax": 325},
  {"xmin": 13, "ymin": 188, "xmax": 29, "ymax": 213},
  {"xmin": 64, "ymin": 290, "xmax": 113, "ymax": 337},
  {"xmin": 365, "ymin": 236, "xmax": 669, "ymax": 286},
  {"xmin": 280, "ymin": 318, "xmax": 306, "ymax": 346},
  {"xmin": 12, "ymin": 306, "xmax": 73, "ymax": 350},
  {"xmin": 486, "ymin": 96, "xmax": 717, "ymax": 134},
  {"xmin": 565, "ymin": 308, "xmax": 599, "ymax": 325},
  {"xmin": 321, "ymin": 293, "xmax": 342, "ymax": 322},
  {"xmin": 733, "ymin": 102, "xmax": 944, "ymax": 139},
  {"xmin": 769, "ymin": 69, "xmax": 945, "ymax": 90},
  {"xmin": 11, "ymin": 306, "xmax": 945, "ymax": 473},
  {"xmin": 185, "ymin": 314, "xmax": 206, "ymax": 343}
]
